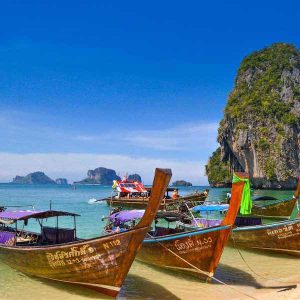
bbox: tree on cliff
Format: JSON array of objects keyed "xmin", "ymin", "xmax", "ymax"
[
  {"xmin": 205, "ymin": 148, "xmax": 231, "ymax": 187},
  {"xmin": 206, "ymin": 43, "xmax": 300, "ymax": 189}
]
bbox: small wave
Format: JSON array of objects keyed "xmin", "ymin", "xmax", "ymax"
[{"xmin": 88, "ymin": 198, "xmax": 98, "ymax": 204}]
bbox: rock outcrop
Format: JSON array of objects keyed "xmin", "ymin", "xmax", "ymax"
[
  {"xmin": 75, "ymin": 167, "xmax": 121, "ymax": 185},
  {"xmin": 206, "ymin": 43, "xmax": 300, "ymax": 189},
  {"xmin": 127, "ymin": 174, "xmax": 142, "ymax": 182},
  {"xmin": 172, "ymin": 180, "xmax": 192, "ymax": 186},
  {"xmin": 12, "ymin": 172, "xmax": 56, "ymax": 184},
  {"xmin": 55, "ymin": 178, "xmax": 68, "ymax": 185}
]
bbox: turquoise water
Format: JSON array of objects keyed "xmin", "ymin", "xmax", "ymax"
[
  {"xmin": 0, "ymin": 184, "xmax": 299, "ymax": 300},
  {"xmin": 0, "ymin": 184, "xmax": 213, "ymax": 238}
]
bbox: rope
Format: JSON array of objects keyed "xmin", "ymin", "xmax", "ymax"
[
  {"xmin": 231, "ymin": 233, "xmax": 299, "ymax": 286},
  {"xmin": 146, "ymin": 232, "xmax": 258, "ymax": 300},
  {"xmin": 184, "ymin": 202, "xmax": 200, "ymax": 227}
]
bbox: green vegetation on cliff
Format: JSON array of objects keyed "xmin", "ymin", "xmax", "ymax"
[
  {"xmin": 205, "ymin": 148, "xmax": 231, "ymax": 186},
  {"xmin": 224, "ymin": 43, "xmax": 299, "ymax": 126}
]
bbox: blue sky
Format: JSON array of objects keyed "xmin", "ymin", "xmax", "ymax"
[{"xmin": 0, "ymin": 1, "xmax": 299, "ymax": 183}]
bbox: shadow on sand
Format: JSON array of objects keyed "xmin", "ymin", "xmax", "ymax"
[
  {"xmin": 119, "ymin": 273, "xmax": 180, "ymax": 299},
  {"xmin": 137, "ymin": 260, "xmax": 297, "ymax": 292},
  {"xmin": 20, "ymin": 272, "xmax": 180, "ymax": 300},
  {"xmin": 215, "ymin": 263, "xmax": 297, "ymax": 291}
]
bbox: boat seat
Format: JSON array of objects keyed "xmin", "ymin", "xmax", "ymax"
[
  {"xmin": 234, "ymin": 216, "xmax": 262, "ymax": 227},
  {"xmin": 42, "ymin": 226, "xmax": 75, "ymax": 244},
  {"xmin": 0, "ymin": 231, "xmax": 16, "ymax": 245},
  {"xmin": 154, "ymin": 227, "xmax": 173, "ymax": 237}
]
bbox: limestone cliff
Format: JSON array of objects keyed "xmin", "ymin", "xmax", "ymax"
[
  {"xmin": 56, "ymin": 178, "xmax": 68, "ymax": 185},
  {"xmin": 75, "ymin": 167, "xmax": 121, "ymax": 185},
  {"xmin": 127, "ymin": 174, "xmax": 142, "ymax": 182},
  {"xmin": 172, "ymin": 180, "xmax": 192, "ymax": 186},
  {"xmin": 207, "ymin": 43, "xmax": 300, "ymax": 189}
]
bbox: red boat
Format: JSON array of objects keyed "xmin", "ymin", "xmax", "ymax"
[{"xmin": 99, "ymin": 178, "xmax": 208, "ymax": 209}]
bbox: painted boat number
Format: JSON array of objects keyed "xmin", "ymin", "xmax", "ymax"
[
  {"xmin": 174, "ymin": 237, "xmax": 213, "ymax": 254},
  {"xmin": 103, "ymin": 239, "xmax": 121, "ymax": 250}
]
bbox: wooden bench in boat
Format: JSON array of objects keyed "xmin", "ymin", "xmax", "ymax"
[
  {"xmin": 0, "ymin": 230, "xmax": 16, "ymax": 245},
  {"xmin": 42, "ymin": 226, "xmax": 76, "ymax": 244}
]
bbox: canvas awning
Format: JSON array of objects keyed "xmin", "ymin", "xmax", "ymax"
[
  {"xmin": 109, "ymin": 210, "xmax": 191, "ymax": 223},
  {"xmin": 192, "ymin": 204, "xmax": 229, "ymax": 213},
  {"xmin": 110, "ymin": 210, "xmax": 145, "ymax": 223},
  {"xmin": 0, "ymin": 210, "xmax": 80, "ymax": 221}
]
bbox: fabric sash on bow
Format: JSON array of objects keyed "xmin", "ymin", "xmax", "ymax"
[{"xmin": 232, "ymin": 173, "xmax": 252, "ymax": 215}]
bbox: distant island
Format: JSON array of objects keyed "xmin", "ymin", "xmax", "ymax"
[
  {"xmin": 12, "ymin": 172, "xmax": 56, "ymax": 184},
  {"xmin": 74, "ymin": 167, "xmax": 142, "ymax": 185},
  {"xmin": 11, "ymin": 172, "xmax": 68, "ymax": 185},
  {"xmin": 55, "ymin": 178, "xmax": 68, "ymax": 185},
  {"xmin": 172, "ymin": 180, "xmax": 192, "ymax": 186},
  {"xmin": 206, "ymin": 43, "xmax": 300, "ymax": 189},
  {"xmin": 127, "ymin": 174, "xmax": 142, "ymax": 182}
]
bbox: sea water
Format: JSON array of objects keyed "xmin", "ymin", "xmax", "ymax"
[{"xmin": 0, "ymin": 184, "xmax": 299, "ymax": 300}]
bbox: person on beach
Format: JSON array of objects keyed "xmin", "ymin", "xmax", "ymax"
[
  {"xmin": 226, "ymin": 192, "xmax": 231, "ymax": 204},
  {"xmin": 172, "ymin": 189, "xmax": 179, "ymax": 199}
]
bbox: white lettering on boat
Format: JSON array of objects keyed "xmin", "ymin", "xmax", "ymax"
[
  {"xmin": 174, "ymin": 237, "xmax": 213, "ymax": 254},
  {"xmin": 266, "ymin": 223, "xmax": 300, "ymax": 239},
  {"xmin": 45, "ymin": 240, "xmax": 121, "ymax": 269}
]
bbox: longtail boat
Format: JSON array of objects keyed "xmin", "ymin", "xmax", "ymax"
[
  {"xmin": 105, "ymin": 172, "xmax": 248, "ymax": 280},
  {"xmin": 192, "ymin": 197, "xmax": 297, "ymax": 219},
  {"xmin": 231, "ymin": 218, "xmax": 300, "ymax": 256},
  {"xmin": 241, "ymin": 178, "xmax": 300, "ymax": 219},
  {"xmin": 96, "ymin": 179, "xmax": 208, "ymax": 209},
  {"xmin": 0, "ymin": 168, "xmax": 172, "ymax": 297},
  {"xmin": 214, "ymin": 198, "xmax": 296, "ymax": 219},
  {"xmin": 230, "ymin": 178, "xmax": 300, "ymax": 255},
  {"xmin": 248, "ymin": 198, "xmax": 297, "ymax": 219}
]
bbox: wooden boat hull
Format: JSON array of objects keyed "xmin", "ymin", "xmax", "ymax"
[
  {"xmin": 0, "ymin": 227, "xmax": 150, "ymax": 297},
  {"xmin": 136, "ymin": 225, "xmax": 231, "ymax": 280},
  {"xmin": 231, "ymin": 219, "xmax": 300, "ymax": 256},
  {"xmin": 106, "ymin": 193, "xmax": 207, "ymax": 209},
  {"xmin": 248, "ymin": 198, "xmax": 297, "ymax": 219}
]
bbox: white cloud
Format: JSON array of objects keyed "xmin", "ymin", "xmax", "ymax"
[
  {"xmin": 73, "ymin": 122, "xmax": 219, "ymax": 151},
  {"xmin": 125, "ymin": 122, "xmax": 218, "ymax": 150},
  {"xmin": 0, "ymin": 111, "xmax": 217, "ymax": 185},
  {"xmin": 0, "ymin": 152, "xmax": 208, "ymax": 185},
  {"xmin": 0, "ymin": 110, "xmax": 218, "ymax": 153}
]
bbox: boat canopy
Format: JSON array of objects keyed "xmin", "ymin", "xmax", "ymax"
[
  {"xmin": 110, "ymin": 210, "xmax": 145, "ymax": 223},
  {"xmin": 192, "ymin": 204, "xmax": 229, "ymax": 213},
  {"xmin": 109, "ymin": 210, "xmax": 191, "ymax": 224},
  {"xmin": 0, "ymin": 210, "xmax": 79, "ymax": 221},
  {"xmin": 113, "ymin": 179, "xmax": 147, "ymax": 194}
]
